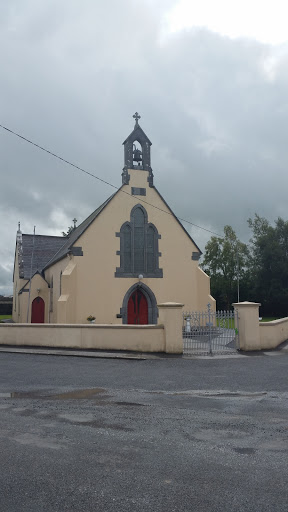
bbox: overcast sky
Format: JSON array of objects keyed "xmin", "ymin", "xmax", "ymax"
[{"xmin": 1, "ymin": 0, "xmax": 288, "ymax": 295}]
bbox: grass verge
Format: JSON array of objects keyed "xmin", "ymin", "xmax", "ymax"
[{"xmin": 0, "ymin": 315, "xmax": 12, "ymax": 321}]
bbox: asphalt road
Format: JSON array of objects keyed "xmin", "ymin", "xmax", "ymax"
[{"xmin": 0, "ymin": 353, "xmax": 287, "ymax": 512}]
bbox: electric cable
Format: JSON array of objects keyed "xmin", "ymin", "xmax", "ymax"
[{"xmin": 0, "ymin": 123, "xmax": 223, "ymax": 237}]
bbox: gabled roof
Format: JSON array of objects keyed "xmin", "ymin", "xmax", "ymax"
[
  {"xmin": 18, "ymin": 184, "xmax": 201, "ymax": 279},
  {"xmin": 43, "ymin": 192, "xmax": 118, "ymax": 270},
  {"xmin": 21, "ymin": 235, "xmax": 66, "ymax": 279},
  {"xmin": 18, "ymin": 271, "xmax": 48, "ymax": 293},
  {"xmin": 122, "ymin": 123, "xmax": 152, "ymax": 146},
  {"xmin": 153, "ymin": 187, "xmax": 202, "ymax": 255}
]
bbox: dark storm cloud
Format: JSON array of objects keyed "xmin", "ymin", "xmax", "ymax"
[{"xmin": 1, "ymin": 0, "xmax": 288, "ymax": 293}]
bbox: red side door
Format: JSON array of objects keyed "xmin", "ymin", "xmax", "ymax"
[
  {"xmin": 31, "ymin": 297, "xmax": 45, "ymax": 323},
  {"xmin": 127, "ymin": 289, "xmax": 148, "ymax": 324}
]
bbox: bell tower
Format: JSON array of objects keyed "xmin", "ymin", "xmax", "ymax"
[{"xmin": 122, "ymin": 113, "xmax": 154, "ymax": 187}]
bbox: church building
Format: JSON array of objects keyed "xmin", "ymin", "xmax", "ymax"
[{"xmin": 12, "ymin": 114, "xmax": 214, "ymax": 324}]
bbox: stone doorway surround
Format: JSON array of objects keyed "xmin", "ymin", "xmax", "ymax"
[{"xmin": 120, "ymin": 283, "xmax": 158, "ymax": 324}]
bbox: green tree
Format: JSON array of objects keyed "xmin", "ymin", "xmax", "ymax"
[
  {"xmin": 248, "ymin": 214, "xmax": 288, "ymax": 316},
  {"xmin": 202, "ymin": 225, "xmax": 250, "ymax": 310}
]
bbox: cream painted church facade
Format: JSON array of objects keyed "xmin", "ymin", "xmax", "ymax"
[{"xmin": 12, "ymin": 114, "xmax": 214, "ymax": 324}]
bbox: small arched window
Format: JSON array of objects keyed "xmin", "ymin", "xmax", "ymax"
[
  {"xmin": 50, "ymin": 276, "xmax": 53, "ymax": 313},
  {"xmin": 116, "ymin": 205, "xmax": 162, "ymax": 278}
]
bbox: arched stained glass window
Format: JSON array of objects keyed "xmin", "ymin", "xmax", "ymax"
[
  {"xmin": 116, "ymin": 205, "xmax": 162, "ymax": 278},
  {"xmin": 134, "ymin": 208, "xmax": 145, "ymax": 272},
  {"xmin": 147, "ymin": 225, "xmax": 156, "ymax": 273},
  {"xmin": 123, "ymin": 225, "xmax": 132, "ymax": 272}
]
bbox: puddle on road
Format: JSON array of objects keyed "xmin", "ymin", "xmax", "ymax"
[
  {"xmin": 149, "ymin": 390, "xmax": 268, "ymax": 399},
  {"xmin": 0, "ymin": 390, "xmax": 146, "ymax": 409},
  {"xmin": 53, "ymin": 389, "xmax": 106, "ymax": 400},
  {"xmin": 233, "ymin": 447, "xmax": 256, "ymax": 455},
  {"xmin": 113, "ymin": 401, "xmax": 145, "ymax": 407},
  {"xmin": 0, "ymin": 388, "xmax": 108, "ymax": 400}
]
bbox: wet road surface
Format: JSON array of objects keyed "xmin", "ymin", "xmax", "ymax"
[{"xmin": 0, "ymin": 353, "xmax": 287, "ymax": 511}]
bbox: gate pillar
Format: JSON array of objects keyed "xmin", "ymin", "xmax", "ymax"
[
  {"xmin": 158, "ymin": 302, "xmax": 184, "ymax": 354},
  {"xmin": 233, "ymin": 301, "xmax": 261, "ymax": 351}
]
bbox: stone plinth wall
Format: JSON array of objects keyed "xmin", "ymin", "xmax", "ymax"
[
  {"xmin": 259, "ymin": 318, "xmax": 288, "ymax": 349},
  {"xmin": 0, "ymin": 324, "xmax": 165, "ymax": 353},
  {"xmin": 0, "ymin": 302, "xmax": 184, "ymax": 354},
  {"xmin": 233, "ymin": 301, "xmax": 288, "ymax": 351}
]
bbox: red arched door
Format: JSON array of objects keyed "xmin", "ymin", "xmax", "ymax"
[
  {"xmin": 127, "ymin": 289, "xmax": 148, "ymax": 324},
  {"xmin": 31, "ymin": 297, "xmax": 45, "ymax": 323}
]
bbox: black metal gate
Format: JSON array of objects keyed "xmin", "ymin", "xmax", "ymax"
[{"xmin": 183, "ymin": 303, "xmax": 239, "ymax": 355}]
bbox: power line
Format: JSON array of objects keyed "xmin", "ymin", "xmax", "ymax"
[{"xmin": 0, "ymin": 123, "xmax": 223, "ymax": 237}]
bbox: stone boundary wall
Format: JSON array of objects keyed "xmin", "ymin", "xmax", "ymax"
[
  {"xmin": 233, "ymin": 301, "xmax": 288, "ymax": 351},
  {"xmin": 0, "ymin": 324, "xmax": 165, "ymax": 353},
  {"xmin": 259, "ymin": 318, "xmax": 288, "ymax": 350},
  {"xmin": 0, "ymin": 302, "xmax": 184, "ymax": 354}
]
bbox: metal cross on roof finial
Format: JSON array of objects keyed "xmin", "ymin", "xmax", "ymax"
[
  {"xmin": 73, "ymin": 218, "xmax": 77, "ymax": 229},
  {"xmin": 133, "ymin": 112, "xmax": 141, "ymax": 126}
]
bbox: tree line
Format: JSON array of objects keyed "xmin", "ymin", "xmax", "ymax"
[{"xmin": 201, "ymin": 214, "xmax": 288, "ymax": 316}]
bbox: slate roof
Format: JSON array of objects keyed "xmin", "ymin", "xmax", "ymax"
[{"xmin": 21, "ymin": 235, "xmax": 66, "ymax": 279}]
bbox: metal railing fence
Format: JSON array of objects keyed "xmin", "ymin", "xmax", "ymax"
[{"xmin": 183, "ymin": 303, "xmax": 239, "ymax": 355}]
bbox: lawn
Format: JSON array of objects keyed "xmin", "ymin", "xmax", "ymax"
[
  {"xmin": 260, "ymin": 317, "xmax": 282, "ymax": 322},
  {"xmin": 0, "ymin": 315, "xmax": 12, "ymax": 321},
  {"xmin": 216, "ymin": 316, "xmax": 282, "ymax": 329},
  {"xmin": 216, "ymin": 318, "xmax": 236, "ymax": 329}
]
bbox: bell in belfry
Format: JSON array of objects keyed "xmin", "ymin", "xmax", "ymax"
[{"xmin": 133, "ymin": 143, "xmax": 142, "ymax": 164}]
